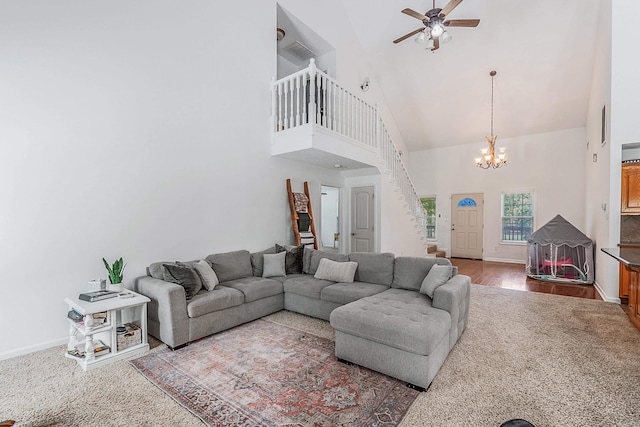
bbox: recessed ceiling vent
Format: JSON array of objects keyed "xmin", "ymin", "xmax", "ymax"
[{"xmin": 284, "ymin": 40, "xmax": 316, "ymax": 61}]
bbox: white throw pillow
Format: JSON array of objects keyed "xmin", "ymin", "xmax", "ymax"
[
  {"xmin": 193, "ymin": 260, "xmax": 219, "ymax": 291},
  {"xmin": 420, "ymin": 264, "xmax": 452, "ymax": 298},
  {"xmin": 314, "ymin": 258, "xmax": 358, "ymax": 283},
  {"xmin": 262, "ymin": 251, "xmax": 286, "ymax": 278}
]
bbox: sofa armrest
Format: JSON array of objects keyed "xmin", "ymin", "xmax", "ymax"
[
  {"xmin": 432, "ymin": 274, "xmax": 471, "ymax": 344},
  {"xmin": 135, "ymin": 276, "xmax": 189, "ymax": 348}
]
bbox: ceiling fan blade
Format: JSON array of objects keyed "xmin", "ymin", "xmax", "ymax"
[
  {"xmin": 432, "ymin": 37, "xmax": 440, "ymax": 51},
  {"xmin": 402, "ymin": 8, "xmax": 428, "ymax": 21},
  {"xmin": 444, "ymin": 19, "xmax": 480, "ymax": 27},
  {"xmin": 440, "ymin": 0, "xmax": 463, "ymax": 17},
  {"xmin": 393, "ymin": 28, "xmax": 424, "ymax": 44}
]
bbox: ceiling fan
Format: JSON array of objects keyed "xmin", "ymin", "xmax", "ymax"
[{"xmin": 393, "ymin": 0, "xmax": 480, "ymax": 51}]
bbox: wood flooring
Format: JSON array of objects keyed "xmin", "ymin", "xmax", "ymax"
[{"xmin": 451, "ymin": 258, "xmax": 601, "ymax": 300}]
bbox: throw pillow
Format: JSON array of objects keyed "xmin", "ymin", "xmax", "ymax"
[
  {"xmin": 275, "ymin": 244, "xmax": 304, "ymax": 274},
  {"xmin": 314, "ymin": 258, "xmax": 358, "ymax": 283},
  {"xmin": 162, "ymin": 263, "xmax": 202, "ymax": 300},
  {"xmin": 262, "ymin": 251, "xmax": 286, "ymax": 278},
  {"xmin": 193, "ymin": 260, "xmax": 219, "ymax": 291},
  {"xmin": 420, "ymin": 264, "xmax": 452, "ymax": 298}
]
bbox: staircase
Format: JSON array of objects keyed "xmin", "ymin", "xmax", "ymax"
[
  {"xmin": 427, "ymin": 244, "xmax": 447, "ymax": 258},
  {"xmin": 272, "ymin": 59, "xmax": 429, "ymax": 248}
]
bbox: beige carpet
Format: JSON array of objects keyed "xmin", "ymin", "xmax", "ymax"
[{"xmin": 1, "ymin": 285, "xmax": 639, "ymax": 426}]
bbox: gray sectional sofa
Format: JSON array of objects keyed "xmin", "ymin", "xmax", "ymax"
[{"xmin": 136, "ymin": 246, "xmax": 471, "ymax": 390}]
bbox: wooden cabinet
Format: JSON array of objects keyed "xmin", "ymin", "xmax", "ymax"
[
  {"xmin": 621, "ymin": 163, "xmax": 640, "ymax": 214},
  {"xmin": 620, "ymin": 264, "xmax": 640, "ymax": 330},
  {"xmin": 629, "ymin": 267, "xmax": 640, "ymax": 330},
  {"xmin": 620, "ymin": 263, "xmax": 630, "ymax": 299}
]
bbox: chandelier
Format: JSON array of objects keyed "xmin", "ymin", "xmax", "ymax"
[{"xmin": 475, "ymin": 70, "xmax": 507, "ymax": 169}]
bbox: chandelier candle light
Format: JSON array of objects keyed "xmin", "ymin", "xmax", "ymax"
[{"xmin": 475, "ymin": 70, "xmax": 507, "ymax": 169}]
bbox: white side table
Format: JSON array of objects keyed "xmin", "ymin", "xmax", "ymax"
[{"xmin": 64, "ymin": 290, "xmax": 150, "ymax": 371}]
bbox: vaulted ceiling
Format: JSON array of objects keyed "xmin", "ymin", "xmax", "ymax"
[{"xmin": 340, "ymin": 0, "xmax": 603, "ymax": 151}]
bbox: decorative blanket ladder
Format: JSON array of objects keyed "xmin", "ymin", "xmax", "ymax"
[{"xmin": 286, "ymin": 179, "xmax": 318, "ymax": 249}]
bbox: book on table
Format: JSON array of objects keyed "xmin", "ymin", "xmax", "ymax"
[{"xmin": 78, "ymin": 290, "xmax": 119, "ymax": 302}]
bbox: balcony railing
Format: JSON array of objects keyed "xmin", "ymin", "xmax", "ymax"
[{"xmin": 272, "ymin": 59, "xmax": 428, "ymax": 240}]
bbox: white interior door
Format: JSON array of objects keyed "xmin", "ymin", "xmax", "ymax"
[
  {"xmin": 450, "ymin": 193, "xmax": 484, "ymax": 259},
  {"xmin": 320, "ymin": 185, "xmax": 340, "ymax": 251},
  {"xmin": 351, "ymin": 186, "xmax": 375, "ymax": 252}
]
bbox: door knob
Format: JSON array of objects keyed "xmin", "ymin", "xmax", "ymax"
[{"xmin": 351, "ymin": 233, "xmax": 356, "ymax": 236}]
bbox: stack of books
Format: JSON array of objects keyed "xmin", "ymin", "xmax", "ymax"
[{"xmin": 67, "ymin": 340, "xmax": 111, "ymax": 359}]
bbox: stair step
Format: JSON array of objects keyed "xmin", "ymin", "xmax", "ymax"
[{"xmin": 427, "ymin": 244, "xmax": 446, "ymax": 258}]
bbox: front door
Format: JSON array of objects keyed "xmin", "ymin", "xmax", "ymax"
[
  {"xmin": 450, "ymin": 193, "xmax": 484, "ymax": 259},
  {"xmin": 351, "ymin": 186, "xmax": 375, "ymax": 252}
]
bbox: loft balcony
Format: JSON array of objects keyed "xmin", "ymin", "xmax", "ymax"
[{"xmin": 271, "ymin": 59, "xmax": 380, "ymax": 170}]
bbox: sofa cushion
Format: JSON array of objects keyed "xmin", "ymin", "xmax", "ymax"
[
  {"xmin": 220, "ymin": 277, "xmax": 283, "ymax": 303},
  {"xmin": 309, "ymin": 251, "xmax": 349, "ymax": 275},
  {"xmin": 186, "ymin": 286, "xmax": 244, "ymax": 318},
  {"xmin": 348, "ymin": 252, "xmax": 395, "ymax": 286},
  {"xmin": 303, "ymin": 247, "xmax": 316, "ymax": 274},
  {"xmin": 283, "ymin": 275, "xmax": 335, "ymax": 299},
  {"xmin": 250, "ymin": 247, "xmax": 276, "ymax": 277},
  {"xmin": 314, "ymin": 258, "xmax": 358, "ymax": 283},
  {"xmin": 330, "ymin": 288, "xmax": 451, "ymax": 356},
  {"xmin": 275, "ymin": 244, "xmax": 304, "ymax": 274},
  {"xmin": 206, "ymin": 250, "xmax": 252, "ymax": 282},
  {"xmin": 262, "ymin": 252, "xmax": 286, "ymax": 278},
  {"xmin": 420, "ymin": 264, "xmax": 452, "ymax": 298},
  {"xmin": 392, "ymin": 257, "xmax": 453, "ymax": 291},
  {"xmin": 320, "ymin": 282, "xmax": 389, "ymax": 305},
  {"xmin": 162, "ymin": 263, "xmax": 202, "ymax": 300},
  {"xmin": 193, "ymin": 260, "xmax": 219, "ymax": 291}
]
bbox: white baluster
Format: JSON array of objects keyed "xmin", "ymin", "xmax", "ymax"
[
  {"xmin": 277, "ymin": 82, "xmax": 283, "ymax": 131},
  {"xmin": 302, "ymin": 73, "xmax": 308, "ymax": 124},
  {"xmin": 289, "ymin": 77, "xmax": 295, "ymax": 129},
  {"xmin": 309, "ymin": 59, "xmax": 317, "ymax": 125}
]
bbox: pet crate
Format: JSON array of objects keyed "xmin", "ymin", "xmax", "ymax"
[{"xmin": 526, "ymin": 214, "xmax": 594, "ymax": 284}]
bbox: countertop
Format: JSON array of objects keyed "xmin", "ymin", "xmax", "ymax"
[{"xmin": 602, "ymin": 247, "xmax": 640, "ymax": 268}]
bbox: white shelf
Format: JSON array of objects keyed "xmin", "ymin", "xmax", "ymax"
[{"xmin": 65, "ymin": 290, "xmax": 150, "ymax": 371}]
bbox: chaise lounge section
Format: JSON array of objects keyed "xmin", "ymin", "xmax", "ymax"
[{"xmin": 136, "ymin": 246, "xmax": 471, "ymax": 388}]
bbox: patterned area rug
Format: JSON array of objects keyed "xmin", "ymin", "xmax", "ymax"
[{"xmin": 131, "ymin": 319, "xmax": 418, "ymax": 426}]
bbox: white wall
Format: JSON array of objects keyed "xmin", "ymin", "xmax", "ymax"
[
  {"xmin": 584, "ymin": 0, "xmax": 614, "ymax": 300},
  {"xmin": 0, "ymin": 0, "xmax": 347, "ymax": 358},
  {"xmin": 410, "ymin": 128, "xmax": 587, "ymax": 263}
]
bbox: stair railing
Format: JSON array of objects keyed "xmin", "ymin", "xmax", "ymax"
[{"xmin": 272, "ymin": 59, "xmax": 428, "ymax": 241}]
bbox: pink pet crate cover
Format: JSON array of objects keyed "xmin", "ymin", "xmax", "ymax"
[{"xmin": 526, "ymin": 214, "xmax": 594, "ymax": 284}]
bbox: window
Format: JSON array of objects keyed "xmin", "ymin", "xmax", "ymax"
[
  {"xmin": 420, "ymin": 196, "xmax": 437, "ymax": 239},
  {"xmin": 501, "ymin": 192, "xmax": 534, "ymax": 242}
]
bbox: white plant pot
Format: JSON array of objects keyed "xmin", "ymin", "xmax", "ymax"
[{"xmin": 109, "ymin": 283, "xmax": 124, "ymax": 292}]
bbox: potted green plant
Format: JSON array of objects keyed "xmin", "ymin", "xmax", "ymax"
[{"xmin": 103, "ymin": 257, "xmax": 126, "ymax": 292}]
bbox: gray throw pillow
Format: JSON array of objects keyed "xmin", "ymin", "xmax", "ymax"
[
  {"xmin": 420, "ymin": 264, "xmax": 452, "ymax": 298},
  {"xmin": 162, "ymin": 263, "xmax": 202, "ymax": 300},
  {"xmin": 275, "ymin": 244, "xmax": 304, "ymax": 274},
  {"xmin": 314, "ymin": 258, "xmax": 358, "ymax": 283},
  {"xmin": 193, "ymin": 260, "xmax": 219, "ymax": 291},
  {"xmin": 262, "ymin": 251, "xmax": 286, "ymax": 278}
]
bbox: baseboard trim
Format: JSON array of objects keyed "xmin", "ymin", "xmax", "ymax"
[
  {"xmin": 593, "ymin": 280, "xmax": 621, "ymax": 303},
  {"xmin": 483, "ymin": 257, "xmax": 526, "ymax": 265},
  {"xmin": 0, "ymin": 336, "xmax": 68, "ymax": 361}
]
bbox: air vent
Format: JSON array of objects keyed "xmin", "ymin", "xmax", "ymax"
[{"xmin": 284, "ymin": 41, "xmax": 316, "ymax": 61}]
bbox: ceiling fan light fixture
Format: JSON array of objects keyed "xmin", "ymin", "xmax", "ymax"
[
  {"xmin": 425, "ymin": 38, "xmax": 435, "ymax": 49},
  {"xmin": 431, "ymin": 23, "xmax": 444, "ymax": 37},
  {"xmin": 414, "ymin": 31, "xmax": 426, "ymax": 44},
  {"xmin": 441, "ymin": 30, "xmax": 452, "ymax": 43}
]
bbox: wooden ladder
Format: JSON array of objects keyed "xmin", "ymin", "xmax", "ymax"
[{"xmin": 286, "ymin": 179, "xmax": 318, "ymax": 249}]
